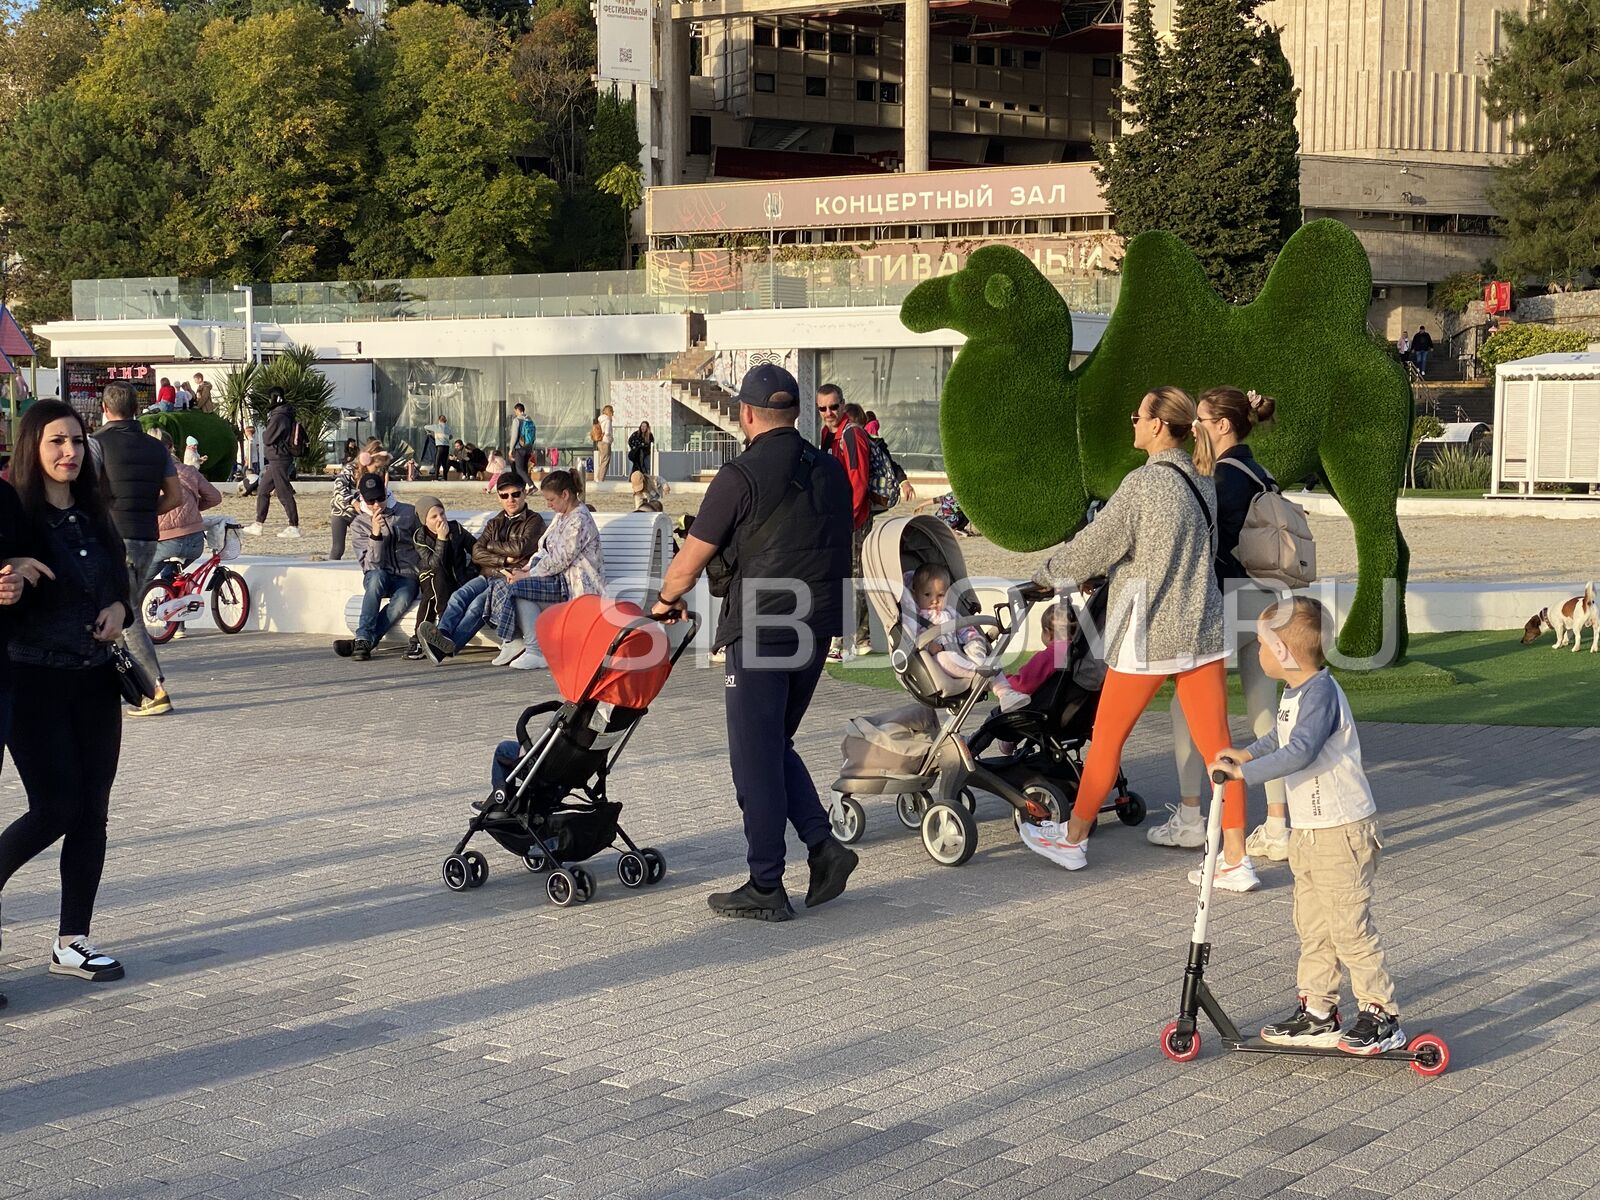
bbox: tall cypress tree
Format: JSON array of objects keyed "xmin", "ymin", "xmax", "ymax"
[
  {"xmin": 1094, "ymin": 0, "xmax": 1301, "ymax": 302},
  {"xmin": 1482, "ymin": 0, "xmax": 1600, "ymax": 290}
]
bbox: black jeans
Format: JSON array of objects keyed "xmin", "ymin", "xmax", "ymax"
[
  {"xmin": 0, "ymin": 664, "xmax": 122, "ymax": 936},
  {"xmin": 434, "ymin": 447, "xmax": 451, "ymax": 479},
  {"xmin": 256, "ymin": 462, "xmax": 299, "ymax": 525},
  {"xmin": 329, "ymin": 513, "xmax": 352, "ymax": 561}
]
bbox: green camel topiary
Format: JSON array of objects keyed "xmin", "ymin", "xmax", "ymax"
[
  {"xmin": 902, "ymin": 218, "xmax": 1411, "ymax": 663},
  {"xmin": 139, "ymin": 410, "xmax": 239, "ymax": 483}
]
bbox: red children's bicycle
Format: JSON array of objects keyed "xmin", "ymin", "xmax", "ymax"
[{"xmin": 140, "ymin": 519, "xmax": 252, "ymax": 644}]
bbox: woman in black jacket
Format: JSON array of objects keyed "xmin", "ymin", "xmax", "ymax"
[
  {"xmin": 0, "ymin": 401, "xmax": 133, "ymax": 985},
  {"xmin": 405, "ymin": 495, "xmax": 479, "ymax": 661},
  {"xmin": 626, "ymin": 422, "xmax": 654, "ymax": 477}
]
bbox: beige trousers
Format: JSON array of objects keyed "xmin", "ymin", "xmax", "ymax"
[
  {"xmin": 594, "ymin": 441, "xmax": 612, "ymax": 482},
  {"xmin": 1289, "ymin": 817, "xmax": 1398, "ymax": 1015}
]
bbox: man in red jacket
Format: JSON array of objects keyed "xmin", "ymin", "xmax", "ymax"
[{"xmin": 816, "ymin": 383, "xmax": 873, "ymax": 660}]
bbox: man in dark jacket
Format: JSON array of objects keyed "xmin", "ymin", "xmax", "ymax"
[
  {"xmin": 244, "ymin": 387, "xmax": 301, "ymax": 539},
  {"xmin": 417, "ymin": 473, "xmax": 544, "ymax": 661},
  {"xmin": 816, "ymin": 383, "xmax": 874, "ymax": 661},
  {"xmin": 335, "ymin": 473, "xmax": 419, "ymax": 660},
  {"xmin": 95, "ymin": 381, "xmax": 184, "ymax": 717},
  {"xmin": 1411, "ymin": 325, "xmax": 1435, "ymax": 377},
  {"xmin": 404, "ymin": 494, "xmax": 478, "ymax": 661}
]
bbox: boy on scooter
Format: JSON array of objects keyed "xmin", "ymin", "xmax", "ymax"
[{"xmin": 1208, "ymin": 596, "xmax": 1404, "ymax": 1056}]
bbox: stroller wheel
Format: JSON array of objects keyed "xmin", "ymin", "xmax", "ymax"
[
  {"xmin": 956, "ymin": 788, "xmax": 978, "ymax": 816},
  {"xmin": 1119, "ymin": 791, "xmax": 1148, "ymax": 826},
  {"xmin": 1013, "ymin": 781, "xmax": 1067, "ymax": 833},
  {"xmin": 572, "ymin": 867, "xmax": 596, "ymax": 902},
  {"xmin": 921, "ymin": 802, "xmax": 978, "ymax": 867},
  {"xmin": 442, "ymin": 854, "xmax": 471, "ymax": 892},
  {"xmin": 895, "ymin": 791, "xmax": 931, "ymax": 830},
  {"xmin": 618, "ymin": 852, "xmax": 648, "ymax": 889},
  {"xmin": 463, "ymin": 850, "xmax": 489, "ymax": 888},
  {"xmin": 547, "ymin": 869, "xmax": 578, "ymax": 907},
  {"xmin": 523, "ymin": 849, "xmax": 549, "ymax": 873},
  {"xmin": 830, "ymin": 796, "xmax": 865, "ymax": 845},
  {"xmin": 640, "ymin": 847, "xmax": 667, "ymax": 884}
]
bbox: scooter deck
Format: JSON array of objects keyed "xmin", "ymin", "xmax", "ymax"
[{"xmin": 1222, "ymin": 1035, "xmax": 1431, "ymax": 1063}]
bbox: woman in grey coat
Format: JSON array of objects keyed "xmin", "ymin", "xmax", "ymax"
[{"xmin": 1020, "ymin": 386, "xmax": 1256, "ymax": 889}]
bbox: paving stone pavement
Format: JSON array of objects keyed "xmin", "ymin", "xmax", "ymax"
[{"xmin": 0, "ymin": 633, "xmax": 1596, "ymax": 1200}]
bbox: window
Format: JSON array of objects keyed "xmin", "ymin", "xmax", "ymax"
[
  {"xmin": 1028, "ymin": 102, "xmax": 1043, "ymax": 113},
  {"xmin": 978, "ymin": 99, "xmax": 993, "ymax": 109},
  {"xmin": 755, "ymin": 72, "xmax": 776, "ymax": 93},
  {"xmin": 855, "ymin": 34, "xmax": 876, "ymax": 55},
  {"xmin": 754, "ymin": 24, "xmax": 774, "ymax": 47},
  {"xmin": 689, "ymin": 115, "xmax": 711, "ymax": 156},
  {"xmin": 952, "ymin": 97, "xmax": 968, "ymax": 108},
  {"xmin": 999, "ymin": 48, "xmax": 1016, "ymax": 67},
  {"xmin": 880, "ymin": 82, "xmax": 899, "ymax": 103},
  {"xmin": 952, "ymin": 44, "xmax": 971, "ymax": 63},
  {"xmin": 830, "ymin": 31, "xmax": 852, "ymax": 54},
  {"xmin": 1003, "ymin": 100, "xmax": 1017, "ymax": 111},
  {"xmin": 977, "ymin": 45, "xmax": 995, "ymax": 66},
  {"xmin": 806, "ymin": 75, "xmax": 827, "ymax": 96},
  {"xmin": 856, "ymin": 79, "xmax": 875, "ymax": 101},
  {"xmin": 1023, "ymin": 49, "xmax": 1042, "ymax": 69},
  {"xmin": 778, "ymin": 27, "xmax": 799, "ymax": 49},
  {"xmin": 804, "ymin": 28, "xmax": 825, "ymax": 51},
  {"xmin": 1093, "ymin": 56, "xmax": 1113, "ymax": 76}
]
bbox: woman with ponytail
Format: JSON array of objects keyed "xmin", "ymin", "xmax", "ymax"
[{"xmin": 1150, "ymin": 386, "xmax": 1292, "ymax": 867}]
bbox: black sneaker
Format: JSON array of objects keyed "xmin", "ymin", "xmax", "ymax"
[
  {"xmin": 417, "ymin": 623, "xmax": 452, "ymax": 664},
  {"xmin": 707, "ymin": 879, "xmax": 794, "ymax": 922},
  {"xmin": 1338, "ymin": 1005, "xmax": 1405, "ymax": 1056},
  {"xmin": 804, "ymin": 838, "xmax": 859, "ymax": 909},
  {"xmin": 351, "ymin": 639, "xmax": 372, "ymax": 661},
  {"xmin": 404, "ymin": 639, "xmax": 425, "ymax": 661},
  {"xmin": 1261, "ymin": 999, "xmax": 1341, "ymax": 1046},
  {"xmin": 333, "ymin": 638, "xmax": 355, "ymax": 658},
  {"xmin": 50, "ymin": 938, "xmax": 125, "ymax": 982}
]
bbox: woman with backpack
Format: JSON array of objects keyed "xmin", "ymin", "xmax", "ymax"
[
  {"xmin": 1150, "ymin": 387, "xmax": 1295, "ymax": 865},
  {"xmin": 592, "ymin": 405, "xmax": 614, "ymax": 483}
]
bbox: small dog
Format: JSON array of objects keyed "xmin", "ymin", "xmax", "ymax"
[{"xmin": 1522, "ymin": 582, "xmax": 1598, "ymax": 653}]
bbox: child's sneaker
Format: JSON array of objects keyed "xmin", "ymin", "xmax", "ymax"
[
  {"xmin": 993, "ymin": 683, "xmax": 1030, "ymax": 713},
  {"xmin": 50, "ymin": 938, "xmax": 124, "ymax": 982},
  {"xmin": 1245, "ymin": 823, "xmax": 1291, "ymax": 861},
  {"xmin": 1187, "ymin": 856, "xmax": 1261, "ymax": 892},
  {"xmin": 826, "ymin": 638, "xmax": 844, "ymax": 663},
  {"xmin": 1261, "ymin": 1000, "xmax": 1341, "ymax": 1046},
  {"xmin": 1147, "ymin": 803, "xmax": 1206, "ymax": 848},
  {"xmin": 1338, "ymin": 1005, "xmax": 1406, "ymax": 1056},
  {"xmin": 1018, "ymin": 821, "xmax": 1087, "ymax": 871}
]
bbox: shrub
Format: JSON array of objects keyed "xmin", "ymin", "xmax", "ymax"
[
  {"xmin": 1423, "ymin": 445, "xmax": 1490, "ymax": 491},
  {"xmin": 1430, "ymin": 270, "xmax": 1485, "ymax": 315},
  {"xmin": 1410, "ymin": 414, "xmax": 1444, "ymax": 450},
  {"xmin": 1476, "ymin": 323, "xmax": 1590, "ymax": 372}
]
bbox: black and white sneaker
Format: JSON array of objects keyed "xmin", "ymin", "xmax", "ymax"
[
  {"xmin": 333, "ymin": 638, "xmax": 355, "ymax": 658},
  {"xmin": 706, "ymin": 879, "xmax": 794, "ymax": 922},
  {"xmin": 417, "ymin": 623, "xmax": 451, "ymax": 665},
  {"xmin": 1261, "ymin": 999, "xmax": 1341, "ymax": 1046},
  {"xmin": 1338, "ymin": 1004, "xmax": 1406, "ymax": 1056},
  {"xmin": 403, "ymin": 639, "xmax": 425, "ymax": 661},
  {"xmin": 351, "ymin": 639, "xmax": 372, "ymax": 661},
  {"xmin": 50, "ymin": 938, "xmax": 125, "ymax": 982}
]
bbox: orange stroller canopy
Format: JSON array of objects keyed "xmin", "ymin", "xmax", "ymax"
[{"xmin": 535, "ymin": 595, "xmax": 675, "ymax": 708}]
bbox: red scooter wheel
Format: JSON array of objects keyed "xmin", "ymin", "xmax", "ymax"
[
  {"xmin": 1160, "ymin": 1021, "xmax": 1201, "ymax": 1062},
  {"xmin": 1407, "ymin": 1033, "xmax": 1449, "ymax": 1077}
]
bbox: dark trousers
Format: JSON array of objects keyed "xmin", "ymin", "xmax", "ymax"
[
  {"xmin": 329, "ymin": 513, "xmax": 352, "ymax": 561},
  {"xmin": 722, "ymin": 630, "xmax": 831, "ymax": 889},
  {"xmin": 434, "ymin": 447, "xmax": 451, "ymax": 479},
  {"xmin": 0, "ymin": 664, "xmax": 121, "ymax": 936},
  {"xmin": 512, "ymin": 447, "xmax": 531, "ymax": 480},
  {"xmin": 256, "ymin": 461, "xmax": 299, "ymax": 525},
  {"xmin": 850, "ymin": 518, "xmax": 873, "ymax": 646}
]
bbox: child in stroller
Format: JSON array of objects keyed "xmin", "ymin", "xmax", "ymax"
[{"xmin": 440, "ymin": 595, "xmax": 698, "ymax": 906}]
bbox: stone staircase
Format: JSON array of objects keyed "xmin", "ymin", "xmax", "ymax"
[
  {"xmin": 663, "ymin": 346, "xmax": 715, "ymax": 380},
  {"xmin": 1415, "ymin": 380, "xmax": 1494, "ymax": 425},
  {"xmin": 670, "ymin": 377, "xmax": 742, "ymax": 438}
]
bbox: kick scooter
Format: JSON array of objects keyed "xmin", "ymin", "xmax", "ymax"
[{"xmin": 1159, "ymin": 768, "xmax": 1450, "ymax": 1077}]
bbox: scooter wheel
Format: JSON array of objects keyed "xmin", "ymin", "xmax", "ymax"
[
  {"xmin": 1407, "ymin": 1033, "xmax": 1449, "ymax": 1077},
  {"xmin": 1119, "ymin": 790, "xmax": 1147, "ymax": 826},
  {"xmin": 830, "ymin": 796, "xmax": 866, "ymax": 844},
  {"xmin": 1159, "ymin": 1021, "xmax": 1201, "ymax": 1062}
]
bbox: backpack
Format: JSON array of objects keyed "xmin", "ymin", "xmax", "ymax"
[
  {"xmin": 290, "ymin": 418, "xmax": 308, "ymax": 455},
  {"xmin": 866, "ymin": 434, "xmax": 906, "ymax": 513},
  {"xmin": 589, "ymin": 419, "xmax": 604, "ymax": 445},
  {"xmin": 1220, "ymin": 459, "xmax": 1317, "ymax": 588}
]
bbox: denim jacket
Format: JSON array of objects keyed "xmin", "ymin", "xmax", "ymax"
[{"xmin": 8, "ymin": 505, "xmax": 131, "ymax": 670}]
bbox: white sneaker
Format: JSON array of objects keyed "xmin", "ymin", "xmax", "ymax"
[
  {"xmin": 1188, "ymin": 856, "xmax": 1262, "ymax": 892},
  {"xmin": 851, "ymin": 640, "xmax": 874, "ymax": 658},
  {"xmin": 1018, "ymin": 821, "xmax": 1087, "ymax": 871},
  {"xmin": 50, "ymin": 938, "xmax": 124, "ymax": 981},
  {"xmin": 277, "ymin": 526, "xmax": 302, "ymax": 539},
  {"xmin": 510, "ymin": 649, "xmax": 548, "ymax": 670},
  {"xmin": 242, "ymin": 522, "xmax": 266, "ymax": 536},
  {"xmin": 1147, "ymin": 804, "xmax": 1207, "ymax": 848},
  {"xmin": 1245, "ymin": 824, "xmax": 1291, "ymax": 862},
  {"xmin": 492, "ymin": 639, "xmax": 526, "ymax": 666},
  {"xmin": 994, "ymin": 683, "xmax": 1030, "ymax": 713}
]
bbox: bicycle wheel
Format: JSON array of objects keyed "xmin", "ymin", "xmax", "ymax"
[
  {"xmin": 211, "ymin": 569, "xmax": 251, "ymax": 634},
  {"xmin": 141, "ymin": 580, "xmax": 180, "ymax": 645}
]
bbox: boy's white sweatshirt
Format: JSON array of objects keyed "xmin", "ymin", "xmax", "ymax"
[{"xmin": 1241, "ymin": 669, "xmax": 1376, "ymax": 829}]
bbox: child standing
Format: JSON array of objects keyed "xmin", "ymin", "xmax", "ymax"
[{"xmin": 1208, "ymin": 596, "xmax": 1405, "ymax": 1056}]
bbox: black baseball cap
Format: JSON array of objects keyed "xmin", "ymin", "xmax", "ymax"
[
  {"xmin": 357, "ymin": 473, "xmax": 386, "ymax": 504},
  {"xmin": 496, "ymin": 472, "xmax": 526, "ymax": 494},
  {"xmin": 734, "ymin": 364, "xmax": 800, "ymax": 409}
]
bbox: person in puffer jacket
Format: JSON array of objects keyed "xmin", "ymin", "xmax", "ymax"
[{"xmin": 404, "ymin": 495, "xmax": 478, "ymax": 661}]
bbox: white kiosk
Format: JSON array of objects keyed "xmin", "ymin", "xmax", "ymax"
[{"xmin": 1492, "ymin": 352, "xmax": 1600, "ymax": 496}]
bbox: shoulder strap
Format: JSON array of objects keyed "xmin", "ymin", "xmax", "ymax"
[
  {"xmin": 1218, "ymin": 456, "xmax": 1279, "ymax": 495},
  {"xmin": 1156, "ymin": 460, "xmax": 1216, "ymax": 548}
]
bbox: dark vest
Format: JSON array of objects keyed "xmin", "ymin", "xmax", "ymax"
[
  {"xmin": 714, "ymin": 427, "xmax": 853, "ymax": 650},
  {"xmin": 94, "ymin": 420, "xmax": 171, "ymax": 542}
]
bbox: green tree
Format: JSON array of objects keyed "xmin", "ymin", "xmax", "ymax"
[
  {"xmin": 588, "ymin": 86, "xmax": 642, "ymax": 181},
  {"xmin": 0, "ymin": 1, "xmax": 99, "ymax": 131},
  {"xmin": 1094, "ymin": 0, "xmax": 1301, "ymax": 301},
  {"xmin": 353, "ymin": 3, "xmax": 557, "ymax": 277},
  {"xmin": 595, "ymin": 161, "xmax": 643, "ymax": 268},
  {"xmin": 390, "ymin": 0, "xmax": 532, "ymax": 33},
  {"xmin": 512, "ymin": 0, "xmax": 596, "ymax": 185},
  {"xmin": 1482, "ymin": 0, "xmax": 1600, "ymax": 290}
]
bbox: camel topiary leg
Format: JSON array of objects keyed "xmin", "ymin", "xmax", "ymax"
[{"xmin": 1319, "ymin": 443, "xmax": 1409, "ymax": 665}]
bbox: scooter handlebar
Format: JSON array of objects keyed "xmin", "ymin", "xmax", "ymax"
[{"xmin": 1210, "ymin": 756, "xmax": 1238, "ymax": 785}]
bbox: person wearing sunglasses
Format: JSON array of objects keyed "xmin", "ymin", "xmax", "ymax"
[
  {"xmin": 417, "ymin": 474, "xmax": 545, "ymax": 663},
  {"xmin": 815, "ymin": 383, "xmax": 874, "ymax": 661},
  {"xmin": 1018, "ymin": 386, "xmax": 1256, "ymax": 891}
]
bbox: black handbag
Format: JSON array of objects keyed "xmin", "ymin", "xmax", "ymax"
[{"xmin": 109, "ymin": 642, "xmax": 157, "ymax": 707}]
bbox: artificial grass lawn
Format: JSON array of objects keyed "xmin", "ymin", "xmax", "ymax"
[{"xmin": 826, "ymin": 630, "xmax": 1600, "ymax": 728}]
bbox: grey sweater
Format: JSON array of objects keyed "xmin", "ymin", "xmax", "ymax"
[{"xmin": 1034, "ymin": 448, "xmax": 1223, "ymax": 668}]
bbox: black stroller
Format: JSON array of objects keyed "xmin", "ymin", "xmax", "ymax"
[
  {"xmin": 440, "ymin": 596, "xmax": 699, "ymax": 907},
  {"xmin": 967, "ymin": 583, "xmax": 1147, "ymax": 831}
]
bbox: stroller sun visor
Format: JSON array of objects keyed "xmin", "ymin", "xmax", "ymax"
[{"xmin": 536, "ymin": 595, "xmax": 675, "ymax": 709}]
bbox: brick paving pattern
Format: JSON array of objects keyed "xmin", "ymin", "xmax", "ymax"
[{"xmin": 0, "ymin": 634, "xmax": 1596, "ymax": 1199}]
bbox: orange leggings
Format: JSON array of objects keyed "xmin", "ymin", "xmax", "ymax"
[{"xmin": 1074, "ymin": 661, "xmax": 1246, "ymax": 830}]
